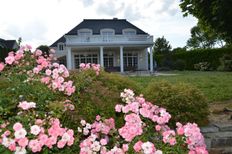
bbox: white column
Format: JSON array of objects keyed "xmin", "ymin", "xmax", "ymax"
[
  {"xmin": 149, "ymin": 46, "xmax": 153, "ymax": 73},
  {"xmin": 100, "ymin": 46, "xmax": 104, "ymax": 67},
  {"xmin": 120, "ymin": 46, "xmax": 124, "ymax": 73},
  {"xmin": 145, "ymin": 48, "xmax": 149, "ymax": 70},
  {"xmin": 67, "ymin": 47, "xmax": 72, "ymax": 70}
]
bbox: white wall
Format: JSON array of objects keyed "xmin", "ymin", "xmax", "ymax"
[{"xmin": 138, "ymin": 49, "xmax": 148, "ymax": 70}]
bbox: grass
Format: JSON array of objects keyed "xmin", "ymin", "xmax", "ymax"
[{"xmin": 130, "ymin": 71, "xmax": 232, "ymax": 103}]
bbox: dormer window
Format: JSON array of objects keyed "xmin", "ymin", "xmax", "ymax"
[
  {"xmin": 78, "ymin": 29, "xmax": 92, "ymax": 42},
  {"xmin": 78, "ymin": 29, "xmax": 92, "ymax": 36},
  {"xmin": 123, "ymin": 29, "xmax": 136, "ymax": 35},
  {"xmin": 58, "ymin": 43, "xmax": 64, "ymax": 51},
  {"xmin": 101, "ymin": 29, "xmax": 115, "ymax": 42}
]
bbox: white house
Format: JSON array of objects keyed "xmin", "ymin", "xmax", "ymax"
[{"xmin": 50, "ymin": 18, "xmax": 154, "ymax": 73}]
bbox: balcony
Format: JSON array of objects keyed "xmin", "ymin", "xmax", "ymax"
[{"xmin": 65, "ymin": 35, "xmax": 153, "ymax": 46}]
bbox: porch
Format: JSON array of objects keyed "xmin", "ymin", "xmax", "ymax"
[{"xmin": 62, "ymin": 45, "xmax": 154, "ymax": 73}]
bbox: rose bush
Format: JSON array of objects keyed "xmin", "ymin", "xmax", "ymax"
[
  {"xmin": 0, "ymin": 101, "xmax": 74, "ymax": 153},
  {"xmin": 0, "ymin": 45, "xmax": 208, "ymax": 153}
]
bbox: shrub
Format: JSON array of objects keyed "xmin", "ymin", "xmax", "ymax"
[
  {"xmin": 217, "ymin": 54, "xmax": 232, "ymax": 71},
  {"xmin": 155, "ymin": 47, "xmax": 232, "ymax": 70},
  {"xmin": 0, "ymin": 45, "xmax": 209, "ymax": 153},
  {"xmin": 144, "ymin": 80, "xmax": 209, "ymax": 126},
  {"xmin": 173, "ymin": 59, "xmax": 186, "ymax": 70},
  {"xmin": 67, "ymin": 70, "xmax": 141, "ymax": 128},
  {"xmin": 194, "ymin": 62, "xmax": 210, "ymax": 71}
]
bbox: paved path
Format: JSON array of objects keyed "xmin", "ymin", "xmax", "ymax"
[{"xmin": 122, "ymin": 71, "xmax": 179, "ymax": 76}]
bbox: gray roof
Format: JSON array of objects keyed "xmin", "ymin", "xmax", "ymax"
[
  {"xmin": 0, "ymin": 38, "xmax": 18, "ymax": 49},
  {"xmin": 50, "ymin": 19, "xmax": 148, "ymax": 47},
  {"xmin": 66, "ymin": 19, "xmax": 147, "ymax": 35},
  {"xmin": 50, "ymin": 36, "xmax": 66, "ymax": 47}
]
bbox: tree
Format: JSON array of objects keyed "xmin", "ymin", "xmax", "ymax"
[
  {"xmin": 153, "ymin": 36, "xmax": 172, "ymax": 54},
  {"xmin": 172, "ymin": 47, "xmax": 186, "ymax": 53},
  {"xmin": 180, "ymin": 0, "xmax": 232, "ymax": 44},
  {"xmin": 37, "ymin": 45, "xmax": 50, "ymax": 57},
  {"xmin": 17, "ymin": 37, "xmax": 22, "ymax": 47},
  {"xmin": 186, "ymin": 25, "xmax": 225, "ymax": 49},
  {"xmin": 187, "ymin": 25, "xmax": 215, "ymax": 49}
]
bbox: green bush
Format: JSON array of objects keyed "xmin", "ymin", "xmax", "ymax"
[
  {"xmin": 194, "ymin": 62, "xmax": 210, "ymax": 71},
  {"xmin": 155, "ymin": 47, "xmax": 232, "ymax": 70},
  {"xmin": 217, "ymin": 54, "xmax": 232, "ymax": 71},
  {"xmin": 144, "ymin": 80, "xmax": 209, "ymax": 126},
  {"xmin": 173, "ymin": 59, "xmax": 186, "ymax": 70},
  {"xmin": 67, "ymin": 70, "xmax": 141, "ymax": 128}
]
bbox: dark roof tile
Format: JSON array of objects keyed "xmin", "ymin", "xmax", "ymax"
[
  {"xmin": 50, "ymin": 19, "xmax": 149, "ymax": 47},
  {"xmin": 0, "ymin": 38, "xmax": 18, "ymax": 49},
  {"xmin": 50, "ymin": 36, "xmax": 66, "ymax": 47},
  {"xmin": 66, "ymin": 19, "xmax": 147, "ymax": 35}
]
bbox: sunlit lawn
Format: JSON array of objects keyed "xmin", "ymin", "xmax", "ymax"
[{"xmin": 130, "ymin": 71, "xmax": 232, "ymax": 103}]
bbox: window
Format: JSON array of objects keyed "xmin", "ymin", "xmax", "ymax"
[
  {"xmin": 101, "ymin": 29, "xmax": 114, "ymax": 42},
  {"xmin": 74, "ymin": 53, "xmax": 98, "ymax": 68},
  {"xmin": 123, "ymin": 29, "xmax": 136, "ymax": 35},
  {"xmin": 58, "ymin": 43, "xmax": 64, "ymax": 51},
  {"xmin": 104, "ymin": 53, "xmax": 114, "ymax": 68},
  {"xmin": 79, "ymin": 31, "xmax": 91, "ymax": 36},
  {"xmin": 123, "ymin": 52, "xmax": 138, "ymax": 69},
  {"xmin": 78, "ymin": 29, "xmax": 92, "ymax": 42}
]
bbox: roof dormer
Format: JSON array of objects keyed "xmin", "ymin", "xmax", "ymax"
[
  {"xmin": 100, "ymin": 28, "xmax": 115, "ymax": 35},
  {"xmin": 77, "ymin": 28, "xmax": 92, "ymax": 36},
  {"xmin": 123, "ymin": 28, "xmax": 136, "ymax": 35}
]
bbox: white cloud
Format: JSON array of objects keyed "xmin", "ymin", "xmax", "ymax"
[
  {"xmin": 0, "ymin": 0, "xmax": 197, "ymax": 49},
  {"xmin": 96, "ymin": 1, "xmax": 125, "ymax": 16}
]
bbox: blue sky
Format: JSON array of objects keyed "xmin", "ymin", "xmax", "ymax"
[{"xmin": 0, "ymin": 0, "xmax": 197, "ymax": 49}]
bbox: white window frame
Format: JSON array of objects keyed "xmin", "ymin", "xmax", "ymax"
[
  {"xmin": 123, "ymin": 52, "xmax": 138, "ymax": 68},
  {"xmin": 123, "ymin": 28, "xmax": 136, "ymax": 35},
  {"xmin": 57, "ymin": 43, "xmax": 64, "ymax": 51},
  {"xmin": 74, "ymin": 52, "xmax": 99, "ymax": 68},
  {"xmin": 104, "ymin": 52, "xmax": 114, "ymax": 68},
  {"xmin": 100, "ymin": 29, "xmax": 115, "ymax": 42},
  {"xmin": 77, "ymin": 29, "xmax": 93, "ymax": 42}
]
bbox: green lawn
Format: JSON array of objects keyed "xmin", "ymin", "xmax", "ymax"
[{"xmin": 130, "ymin": 71, "xmax": 232, "ymax": 103}]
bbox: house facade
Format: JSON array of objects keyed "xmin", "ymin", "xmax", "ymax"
[{"xmin": 50, "ymin": 18, "xmax": 154, "ymax": 73}]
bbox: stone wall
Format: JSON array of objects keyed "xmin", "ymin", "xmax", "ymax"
[{"xmin": 201, "ymin": 123, "xmax": 232, "ymax": 154}]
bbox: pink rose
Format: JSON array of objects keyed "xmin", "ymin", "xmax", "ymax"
[
  {"xmin": 122, "ymin": 144, "xmax": 129, "ymax": 152},
  {"xmin": 13, "ymin": 122, "xmax": 23, "ymax": 131},
  {"xmin": 155, "ymin": 125, "xmax": 161, "ymax": 131},
  {"xmin": 18, "ymin": 137, "xmax": 29, "ymax": 147},
  {"xmin": 5, "ymin": 56, "xmax": 15, "ymax": 65},
  {"xmin": 115, "ymin": 104, "xmax": 123, "ymax": 112},
  {"xmin": 30, "ymin": 125, "xmax": 41, "ymax": 135},
  {"xmin": 57, "ymin": 140, "xmax": 66, "ymax": 148},
  {"xmin": 0, "ymin": 62, "xmax": 5, "ymax": 72},
  {"xmin": 100, "ymin": 139, "xmax": 107, "ymax": 145},
  {"xmin": 133, "ymin": 141, "xmax": 143, "ymax": 152}
]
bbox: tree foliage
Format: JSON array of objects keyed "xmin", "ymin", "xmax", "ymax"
[
  {"xmin": 37, "ymin": 45, "xmax": 50, "ymax": 56},
  {"xmin": 153, "ymin": 36, "xmax": 172, "ymax": 54},
  {"xmin": 180, "ymin": 0, "xmax": 232, "ymax": 44},
  {"xmin": 186, "ymin": 25, "xmax": 220, "ymax": 49}
]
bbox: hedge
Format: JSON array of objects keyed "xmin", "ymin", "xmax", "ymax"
[{"xmin": 155, "ymin": 47, "xmax": 232, "ymax": 70}]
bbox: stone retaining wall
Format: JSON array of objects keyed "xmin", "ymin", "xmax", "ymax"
[{"xmin": 201, "ymin": 123, "xmax": 232, "ymax": 154}]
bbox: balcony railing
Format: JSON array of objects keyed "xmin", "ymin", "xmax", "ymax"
[{"xmin": 65, "ymin": 35, "xmax": 153, "ymax": 45}]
